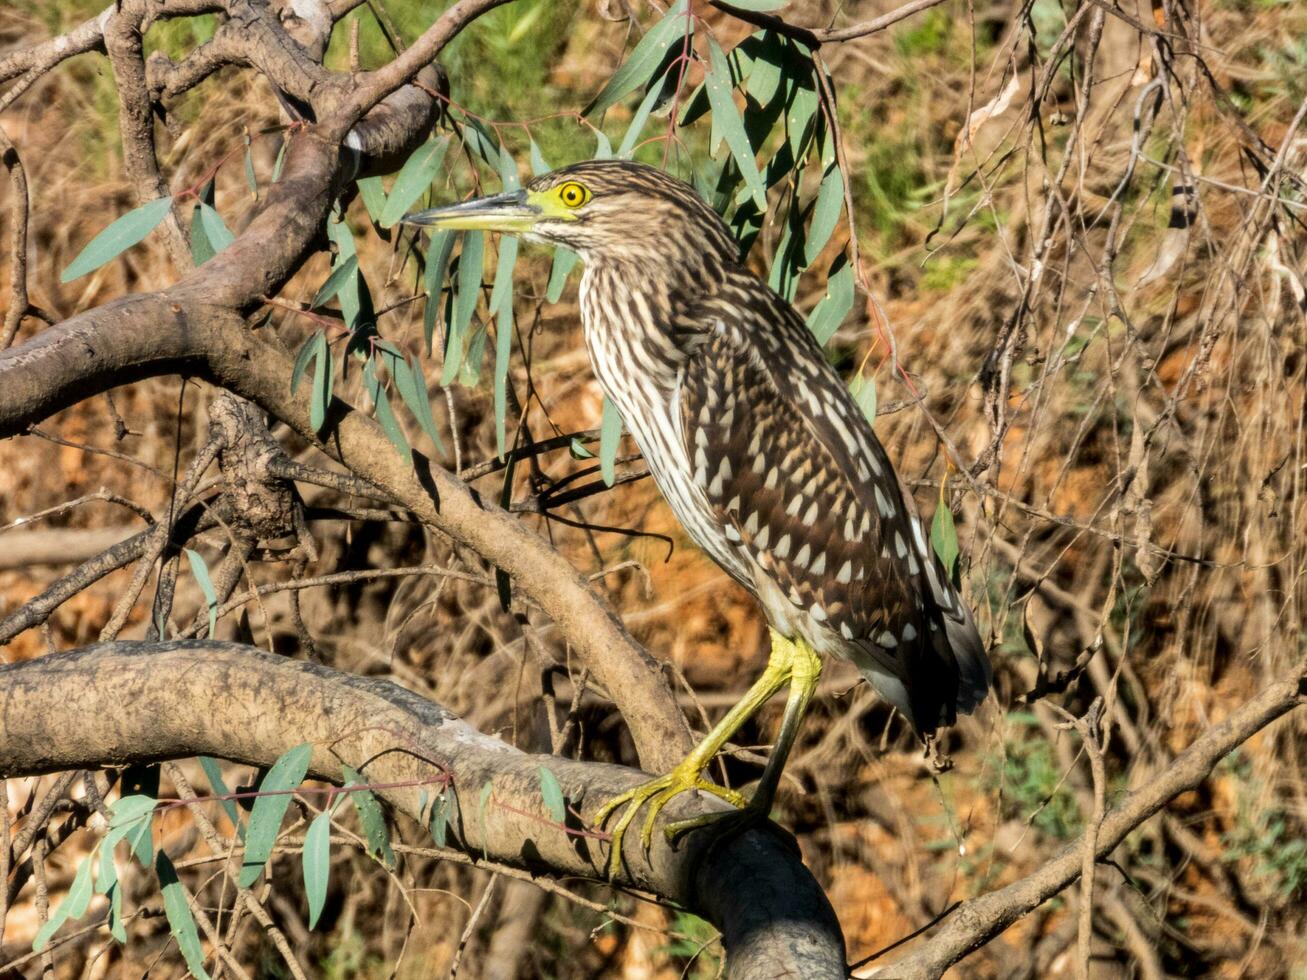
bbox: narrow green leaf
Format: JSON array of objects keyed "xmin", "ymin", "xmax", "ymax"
[
  {"xmin": 309, "ymin": 332, "xmax": 333, "ymax": 434},
  {"xmin": 290, "ymin": 332, "xmax": 318, "ymax": 395},
  {"xmin": 805, "ymin": 165, "xmax": 843, "ymax": 265},
  {"xmin": 584, "ymin": 0, "xmax": 689, "ymax": 117},
  {"xmin": 849, "ymin": 373, "xmax": 877, "ymax": 424},
  {"xmin": 271, "ymin": 137, "xmax": 289, "ymax": 183},
  {"xmin": 704, "ymin": 38, "xmax": 767, "ymax": 210},
  {"xmin": 490, "ymin": 237, "xmax": 518, "ymax": 459},
  {"xmin": 32, "ymin": 854, "xmax": 94, "ymax": 951},
  {"xmin": 105, "ymin": 794, "xmax": 157, "ymax": 869},
  {"xmin": 184, "ymin": 548, "xmax": 218, "ymax": 639},
  {"xmin": 303, "ymin": 811, "xmax": 331, "ymax": 929},
  {"xmin": 429, "ymin": 791, "xmax": 449, "ymax": 847},
  {"xmin": 311, "ymin": 255, "xmax": 359, "ymax": 309},
  {"xmin": 538, "ymin": 768, "xmax": 566, "ymax": 823},
  {"xmin": 343, "ymin": 765, "xmax": 395, "ymax": 869},
  {"xmin": 931, "ymin": 501, "xmax": 960, "ymax": 578},
  {"xmin": 191, "ymin": 206, "xmax": 216, "ymax": 268},
  {"xmin": 240, "ymin": 743, "xmax": 312, "ymax": 888},
  {"xmin": 460, "ymin": 117, "xmax": 502, "ymax": 170},
  {"xmin": 198, "ymin": 757, "xmax": 243, "ymax": 837},
  {"xmin": 197, "ymin": 203, "xmax": 234, "ymax": 256},
  {"xmin": 325, "ymin": 219, "xmax": 361, "ymax": 327},
  {"xmin": 356, "ymin": 176, "xmax": 387, "ymax": 225},
  {"xmin": 617, "ymin": 68, "xmax": 668, "ymax": 158},
  {"xmin": 442, "ymin": 231, "xmax": 483, "ymax": 386},
  {"xmin": 96, "ymin": 845, "xmax": 117, "ymax": 896},
  {"xmin": 422, "ymin": 230, "xmax": 457, "ymax": 355},
  {"xmin": 157, "ymin": 851, "xmax": 211, "ymax": 979},
  {"xmin": 546, "ymin": 248, "xmax": 579, "ymax": 303},
  {"xmin": 106, "ymin": 880, "xmax": 126, "ymax": 943},
  {"xmin": 380, "ymin": 137, "xmax": 450, "ymax": 228},
  {"xmin": 497, "ymin": 144, "xmax": 521, "ymax": 191},
  {"xmin": 392, "ymin": 354, "xmax": 445, "ymax": 455},
  {"xmin": 244, "ymin": 142, "xmax": 258, "ymax": 200},
  {"xmin": 528, "ymin": 139, "xmax": 549, "ymax": 176},
  {"xmin": 62, "ymin": 197, "xmax": 174, "ymax": 283},
  {"xmin": 594, "ymin": 129, "xmax": 613, "ymax": 159},
  {"xmin": 600, "ymin": 397, "xmax": 623, "ymax": 487},
  {"xmin": 363, "ymin": 358, "xmax": 413, "ymax": 465},
  {"xmin": 569, "ymin": 438, "xmax": 595, "ymax": 459},
  {"xmin": 805, "ymin": 256, "xmax": 854, "ymax": 346}
]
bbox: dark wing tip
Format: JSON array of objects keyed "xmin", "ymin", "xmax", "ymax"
[{"xmin": 945, "ymin": 608, "xmax": 993, "ymax": 717}]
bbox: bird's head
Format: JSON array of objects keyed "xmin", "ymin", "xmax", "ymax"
[{"xmin": 402, "ymin": 160, "xmax": 738, "ymax": 269}]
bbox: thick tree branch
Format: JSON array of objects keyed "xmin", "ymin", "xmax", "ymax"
[{"xmin": 0, "ymin": 641, "xmax": 846, "ymax": 979}]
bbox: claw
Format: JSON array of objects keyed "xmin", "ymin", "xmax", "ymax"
[{"xmin": 594, "ymin": 764, "xmax": 746, "ymax": 878}]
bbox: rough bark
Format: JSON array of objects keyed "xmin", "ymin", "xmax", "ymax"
[{"xmin": 0, "ymin": 641, "xmax": 847, "ymax": 979}]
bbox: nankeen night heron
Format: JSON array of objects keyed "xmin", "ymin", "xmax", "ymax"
[{"xmin": 404, "ymin": 160, "xmax": 992, "ymax": 875}]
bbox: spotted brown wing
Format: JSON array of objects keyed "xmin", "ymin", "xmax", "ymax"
[{"xmin": 679, "ymin": 286, "xmax": 988, "ymax": 731}]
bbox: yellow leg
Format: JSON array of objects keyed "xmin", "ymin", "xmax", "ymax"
[
  {"xmin": 593, "ymin": 630, "xmax": 821, "ymax": 878},
  {"xmin": 663, "ymin": 634, "xmax": 821, "ymax": 842}
]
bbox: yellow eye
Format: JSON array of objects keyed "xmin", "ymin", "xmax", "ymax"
[{"xmin": 558, "ymin": 182, "xmax": 589, "ymax": 208}]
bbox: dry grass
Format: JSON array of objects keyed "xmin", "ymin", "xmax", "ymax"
[{"xmin": 2, "ymin": 0, "xmax": 1306, "ymax": 976}]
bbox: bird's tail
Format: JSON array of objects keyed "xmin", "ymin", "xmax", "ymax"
[{"xmin": 917, "ymin": 519, "xmax": 993, "ymax": 723}]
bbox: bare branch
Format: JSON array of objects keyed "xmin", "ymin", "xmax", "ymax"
[{"xmin": 0, "ymin": 641, "xmax": 847, "ymax": 979}]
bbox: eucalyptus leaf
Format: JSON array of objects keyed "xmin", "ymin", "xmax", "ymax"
[
  {"xmin": 931, "ymin": 501, "xmax": 960, "ymax": 578},
  {"xmin": 805, "ymin": 255, "xmax": 854, "ymax": 345},
  {"xmin": 239, "ymin": 743, "xmax": 312, "ymax": 888},
  {"xmin": 442, "ymin": 232, "xmax": 484, "ymax": 386},
  {"xmin": 529, "ymin": 139, "xmax": 550, "ymax": 176},
  {"xmin": 584, "ymin": 0, "xmax": 689, "ymax": 117},
  {"xmin": 600, "ymin": 397, "xmax": 623, "ymax": 487},
  {"xmin": 422, "ymin": 229, "xmax": 457, "ymax": 354},
  {"xmin": 32, "ymin": 854, "xmax": 93, "ymax": 951},
  {"xmin": 157, "ymin": 851, "xmax": 211, "ymax": 979},
  {"xmin": 704, "ymin": 39, "xmax": 768, "ymax": 210},
  {"xmin": 309, "ymin": 332, "xmax": 333, "ymax": 433},
  {"xmin": 805, "ymin": 165, "xmax": 843, "ymax": 265},
  {"xmin": 62, "ymin": 197, "xmax": 174, "ymax": 283},
  {"xmin": 303, "ymin": 810, "xmax": 331, "ymax": 929},
  {"xmin": 184, "ymin": 548, "xmax": 218, "ymax": 639},
  {"xmin": 343, "ymin": 765, "xmax": 395, "ymax": 869},
  {"xmin": 197, "ymin": 203, "xmax": 234, "ymax": 255},
  {"xmin": 391, "ymin": 353, "xmax": 445, "ymax": 455},
  {"xmin": 538, "ymin": 768, "xmax": 567, "ymax": 823},
  {"xmin": 311, "ymin": 255, "xmax": 359, "ymax": 309},
  {"xmin": 380, "ymin": 138, "xmax": 450, "ymax": 228},
  {"xmin": 356, "ymin": 176, "xmax": 388, "ymax": 225},
  {"xmin": 546, "ymin": 248, "xmax": 580, "ymax": 303},
  {"xmin": 618, "ymin": 68, "xmax": 669, "ymax": 158},
  {"xmin": 849, "ymin": 373, "xmax": 877, "ymax": 424},
  {"xmin": 490, "ymin": 236, "xmax": 518, "ymax": 459},
  {"xmin": 198, "ymin": 757, "xmax": 243, "ymax": 837},
  {"xmin": 364, "ymin": 358, "xmax": 413, "ymax": 465}
]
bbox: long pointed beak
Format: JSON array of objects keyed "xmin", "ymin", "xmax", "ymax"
[{"xmin": 401, "ymin": 190, "xmax": 541, "ymax": 233}]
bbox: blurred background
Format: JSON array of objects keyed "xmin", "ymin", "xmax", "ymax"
[{"xmin": 2, "ymin": 0, "xmax": 1306, "ymax": 976}]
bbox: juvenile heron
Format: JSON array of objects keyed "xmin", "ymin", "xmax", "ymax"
[{"xmin": 404, "ymin": 160, "xmax": 992, "ymax": 874}]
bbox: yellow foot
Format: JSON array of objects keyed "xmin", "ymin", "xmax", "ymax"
[{"xmin": 594, "ymin": 765, "xmax": 747, "ymax": 878}]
